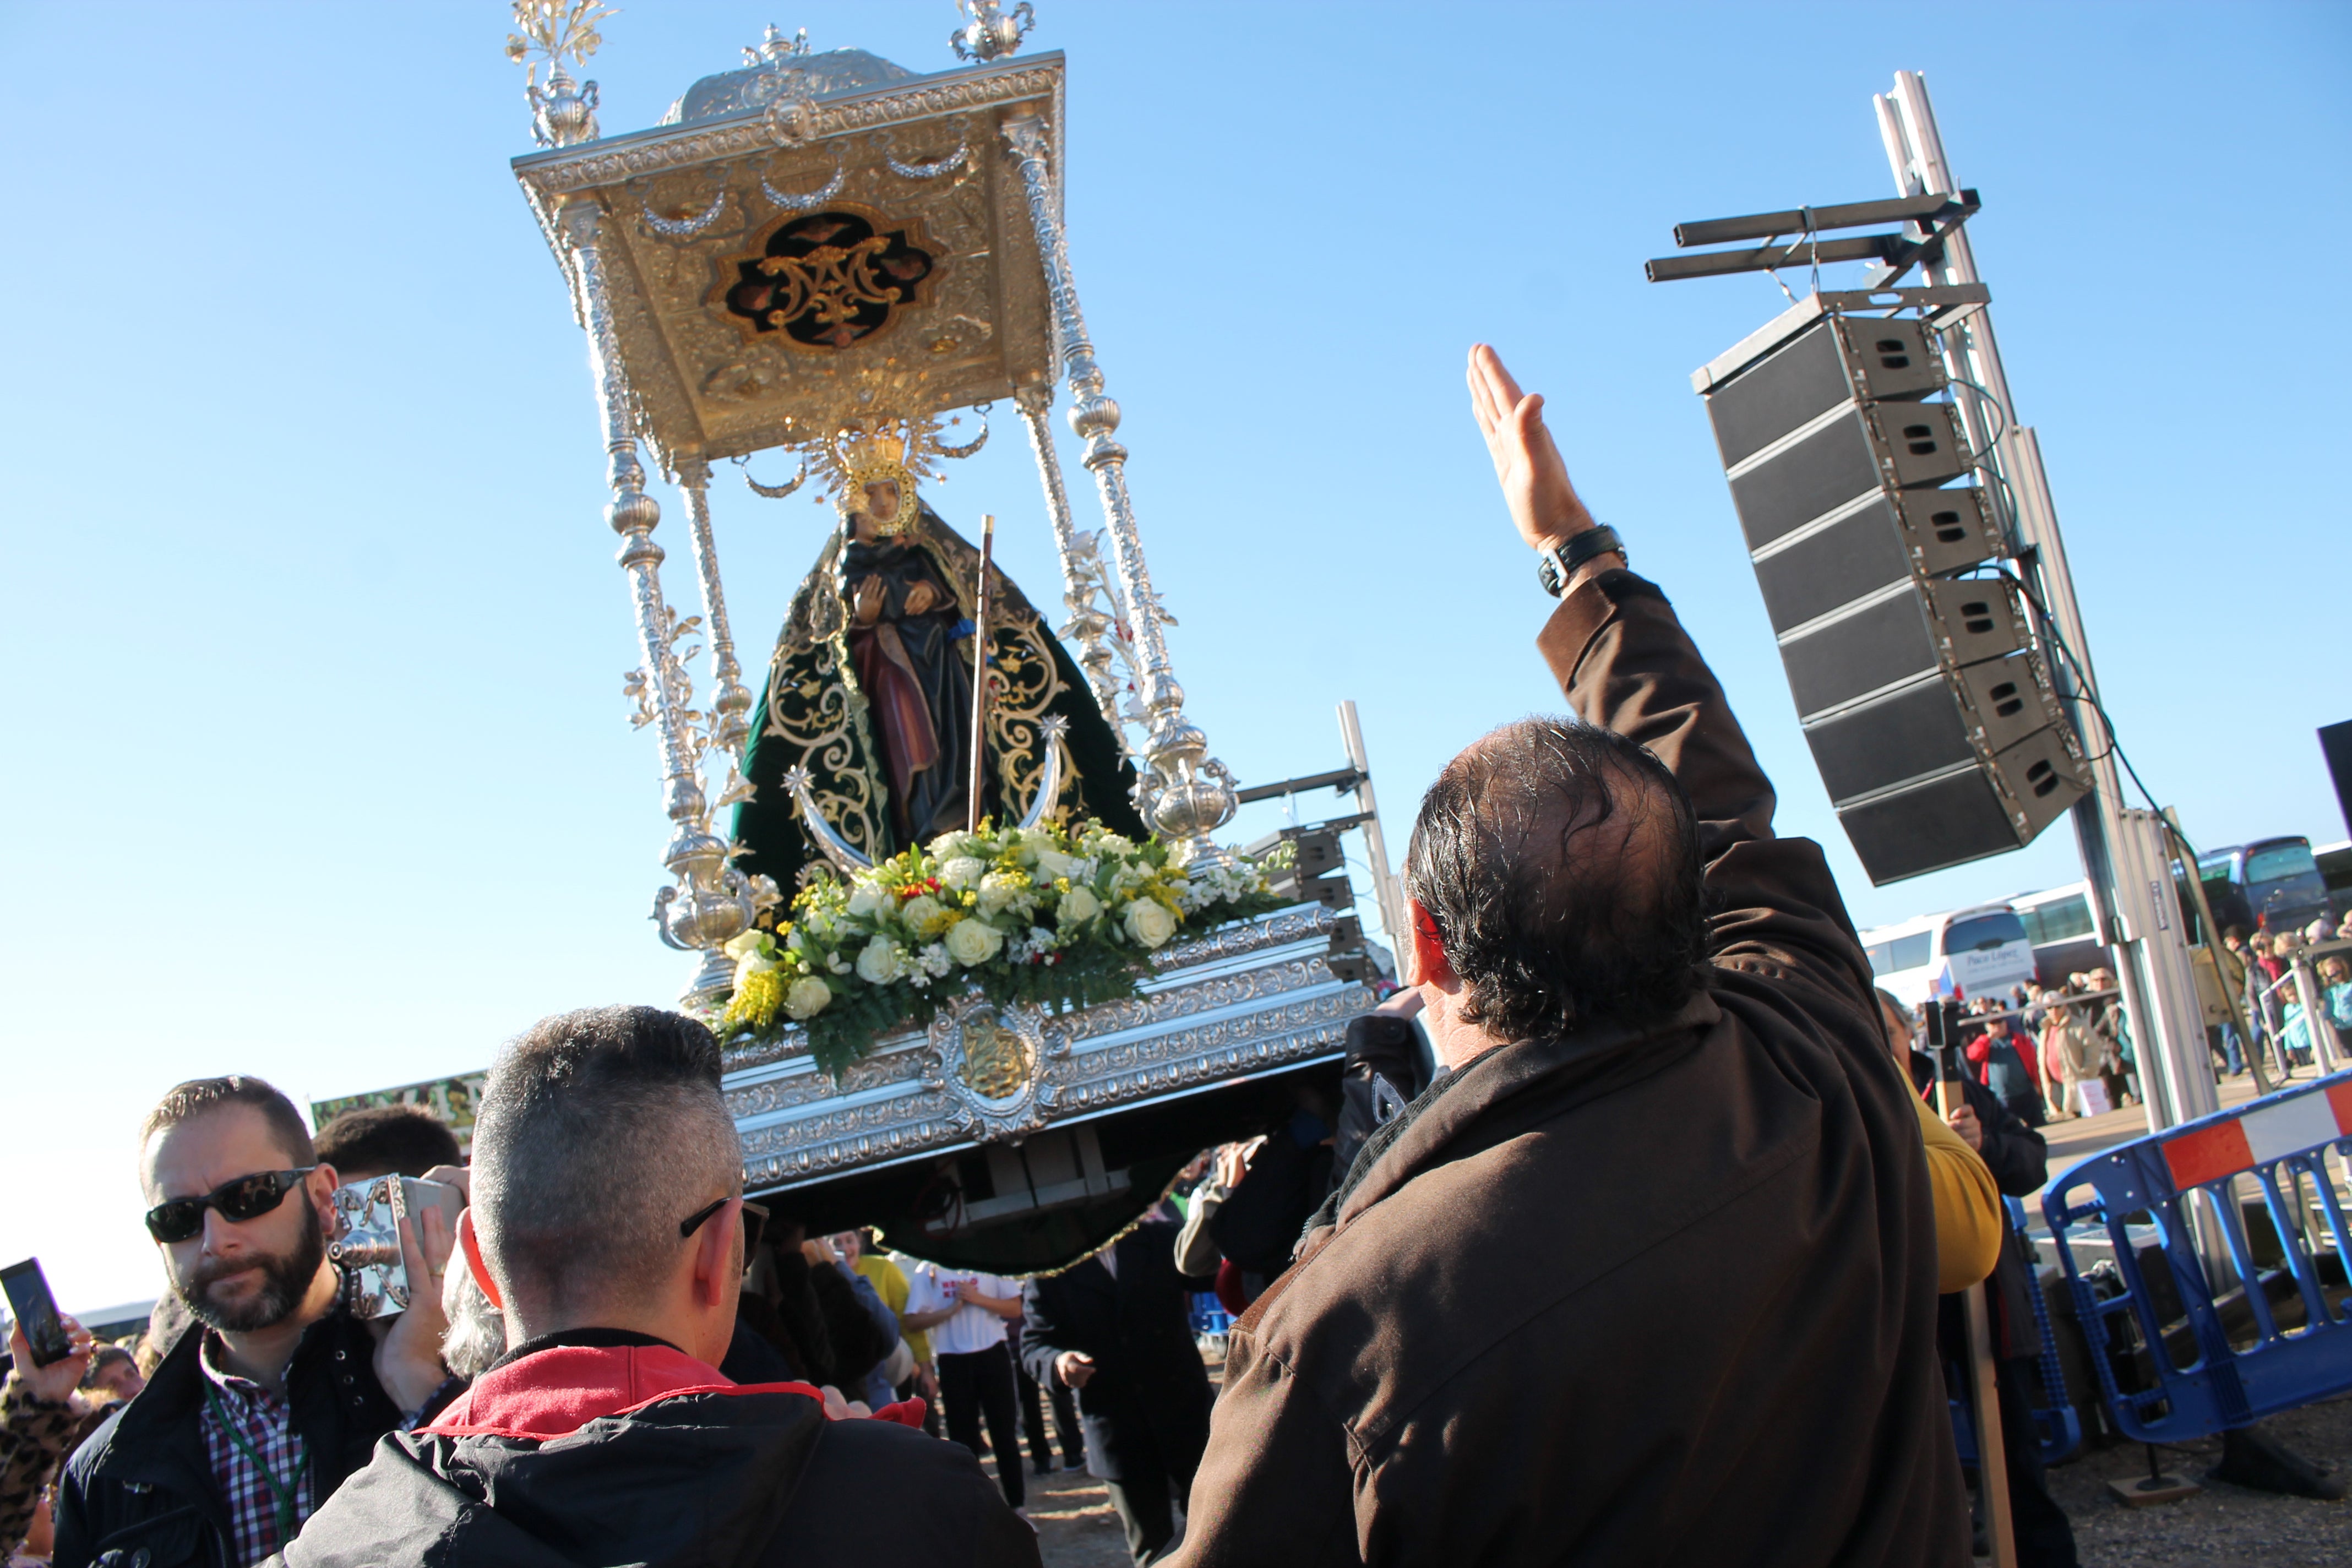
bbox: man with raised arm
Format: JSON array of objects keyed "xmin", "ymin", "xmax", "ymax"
[{"xmin": 1167, "ymin": 349, "xmax": 1968, "ymax": 1567}]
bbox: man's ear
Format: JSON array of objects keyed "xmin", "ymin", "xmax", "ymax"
[
  {"xmin": 307, "ymin": 1163, "xmax": 341, "ymax": 1231},
  {"xmin": 458, "ymin": 1208, "xmax": 503, "ymax": 1311},
  {"xmin": 692, "ymin": 1197, "xmax": 744, "ymax": 1308},
  {"xmin": 1407, "ymin": 898, "xmax": 1457, "ymax": 991}
]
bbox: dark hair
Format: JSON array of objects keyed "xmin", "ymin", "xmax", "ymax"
[
  {"xmin": 1404, "ymin": 717, "xmax": 1707, "ymax": 1043},
  {"xmin": 139, "ymin": 1077, "xmax": 315, "ymax": 1167},
  {"xmin": 314, "ymin": 1103, "xmax": 461, "ymax": 1180},
  {"xmin": 471, "ymin": 1006, "xmax": 741, "ymax": 1320}
]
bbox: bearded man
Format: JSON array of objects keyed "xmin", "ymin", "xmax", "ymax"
[{"xmin": 55, "ymin": 1077, "xmax": 461, "ymax": 1567}]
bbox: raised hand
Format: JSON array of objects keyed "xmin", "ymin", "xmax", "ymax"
[
  {"xmin": 1465, "ymin": 344, "xmax": 1596, "ymax": 552},
  {"xmin": 375, "ymin": 1205, "xmax": 456, "ymax": 1412},
  {"xmin": 9, "ymin": 1315, "xmax": 93, "ymax": 1404}
]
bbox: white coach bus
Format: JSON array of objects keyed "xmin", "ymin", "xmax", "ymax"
[{"xmin": 1859, "ymin": 901, "xmax": 2040, "ymax": 1009}]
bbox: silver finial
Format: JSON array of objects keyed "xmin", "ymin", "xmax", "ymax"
[
  {"xmin": 744, "ymin": 24, "xmax": 810, "ymax": 68},
  {"xmin": 505, "ymin": 0, "xmax": 614, "ymax": 148},
  {"xmin": 951, "ymin": 1, "xmax": 1035, "ymax": 63}
]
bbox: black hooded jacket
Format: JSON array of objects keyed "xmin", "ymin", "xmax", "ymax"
[
  {"xmin": 268, "ymin": 1331, "xmax": 1037, "ymax": 1568},
  {"xmin": 55, "ymin": 1307, "xmax": 406, "ymax": 1568}
]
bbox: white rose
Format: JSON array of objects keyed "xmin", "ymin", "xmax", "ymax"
[
  {"xmin": 1033, "ymin": 847, "xmax": 1084, "ymax": 882},
  {"xmin": 1123, "ymin": 899, "xmax": 1178, "ymax": 950},
  {"xmin": 846, "ymin": 882, "xmax": 885, "ymax": 918},
  {"xmin": 854, "ymin": 937, "xmax": 903, "ymax": 984},
  {"xmin": 783, "ymin": 976, "xmax": 832, "ymax": 1020},
  {"xmin": 927, "ymin": 830, "xmax": 978, "ymax": 862},
  {"xmin": 733, "ymin": 951, "xmax": 780, "ymax": 991},
  {"xmin": 978, "ymin": 869, "xmax": 1028, "ymax": 917},
  {"xmin": 937, "ymin": 855, "xmax": 987, "ymax": 891},
  {"xmin": 723, "ymin": 929, "xmax": 772, "ymax": 960},
  {"xmin": 901, "ymin": 894, "xmax": 951, "ymax": 938},
  {"xmin": 1058, "ymin": 885, "xmax": 1103, "ymax": 924},
  {"xmin": 944, "ymin": 917, "xmax": 1005, "ymax": 966}
]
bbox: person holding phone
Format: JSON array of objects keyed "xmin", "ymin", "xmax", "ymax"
[
  {"xmin": 53, "ymin": 1076, "xmax": 462, "ymax": 1568},
  {"xmin": 2, "ymin": 1304, "xmax": 95, "ymax": 1558}
]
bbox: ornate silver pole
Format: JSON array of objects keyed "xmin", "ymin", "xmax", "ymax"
[
  {"xmin": 674, "ymin": 453, "xmax": 753, "ymax": 759},
  {"xmin": 564, "ymin": 198, "xmax": 764, "ymax": 1001},
  {"xmin": 1016, "ymin": 384, "xmax": 1126, "ymax": 736},
  {"xmin": 1001, "ymin": 115, "xmax": 1238, "ymax": 867}
]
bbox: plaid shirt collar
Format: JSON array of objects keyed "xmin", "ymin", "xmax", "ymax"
[{"xmin": 197, "ymin": 1330, "xmax": 315, "ymax": 1567}]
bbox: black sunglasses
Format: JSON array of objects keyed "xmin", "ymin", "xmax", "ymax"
[
  {"xmin": 144, "ymin": 1167, "xmax": 317, "ymax": 1244},
  {"xmin": 679, "ymin": 1196, "xmax": 767, "ymax": 1254}
]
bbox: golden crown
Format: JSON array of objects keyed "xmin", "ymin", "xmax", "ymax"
[{"xmin": 805, "ymin": 408, "xmax": 990, "ymax": 530}]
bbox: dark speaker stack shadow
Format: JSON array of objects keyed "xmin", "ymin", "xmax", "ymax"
[{"xmin": 1696, "ymin": 306, "xmax": 2089, "ymax": 883}]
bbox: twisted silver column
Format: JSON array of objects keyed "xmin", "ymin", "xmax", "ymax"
[
  {"xmin": 564, "ymin": 199, "xmax": 763, "ymax": 1000},
  {"xmin": 1016, "ymin": 385, "xmax": 1125, "ymax": 736},
  {"xmin": 674, "ymin": 454, "xmax": 753, "ymax": 758},
  {"xmin": 1001, "ymin": 116, "xmax": 1238, "ymax": 867}
]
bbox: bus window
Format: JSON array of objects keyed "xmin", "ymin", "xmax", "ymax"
[
  {"xmin": 1943, "ymin": 911, "xmax": 2028, "ymax": 955},
  {"xmin": 1891, "ymin": 932, "xmax": 1932, "ymax": 970},
  {"xmin": 2019, "ymin": 896, "xmax": 2092, "ymax": 947}
]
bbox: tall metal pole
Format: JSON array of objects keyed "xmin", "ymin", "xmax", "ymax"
[
  {"xmin": 968, "ymin": 514, "xmax": 996, "ymax": 832},
  {"xmin": 673, "ymin": 453, "xmax": 753, "ymax": 761},
  {"xmin": 1875, "ymin": 74, "xmax": 2218, "ymax": 1133},
  {"xmin": 1337, "ymin": 700, "xmax": 1409, "ymax": 959}
]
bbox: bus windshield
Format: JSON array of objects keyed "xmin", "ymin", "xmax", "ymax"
[
  {"xmin": 1944, "ymin": 912, "xmax": 2029, "ymax": 954},
  {"xmin": 2246, "ymin": 842, "xmax": 2321, "ymax": 886}
]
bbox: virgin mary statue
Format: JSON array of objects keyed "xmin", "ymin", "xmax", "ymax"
[{"xmin": 731, "ymin": 413, "xmax": 1145, "ymax": 894}]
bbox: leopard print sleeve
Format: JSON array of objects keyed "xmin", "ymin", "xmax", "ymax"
[{"xmin": 0, "ymin": 1370, "xmax": 81, "ymax": 1553}]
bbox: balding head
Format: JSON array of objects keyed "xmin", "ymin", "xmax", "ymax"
[
  {"xmin": 1406, "ymin": 717, "xmax": 1707, "ymax": 1043},
  {"xmin": 471, "ymin": 1006, "xmax": 743, "ymax": 1329}
]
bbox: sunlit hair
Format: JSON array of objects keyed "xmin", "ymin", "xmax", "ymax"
[
  {"xmin": 1404, "ymin": 717, "xmax": 1707, "ymax": 1043},
  {"xmin": 472, "ymin": 1006, "xmax": 742, "ymax": 1323},
  {"xmin": 140, "ymin": 1077, "xmax": 314, "ymax": 1168}
]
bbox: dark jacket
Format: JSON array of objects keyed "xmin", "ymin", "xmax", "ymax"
[
  {"xmin": 1019, "ymin": 1221, "xmax": 1212, "ymax": 1485},
  {"xmin": 271, "ymin": 1331, "xmax": 1037, "ymax": 1568},
  {"xmin": 1909, "ymin": 1054, "xmax": 2051, "ymax": 1361},
  {"xmin": 55, "ymin": 1308, "xmax": 404, "ymax": 1568},
  {"xmin": 1167, "ymin": 570, "xmax": 1967, "ymax": 1568}
]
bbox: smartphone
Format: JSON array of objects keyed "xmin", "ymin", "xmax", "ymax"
[{"xmin": 1, "ymin": 1257, "xmax": 75, "ymax": 1368}]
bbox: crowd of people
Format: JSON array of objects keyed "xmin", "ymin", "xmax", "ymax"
[{"xmin": 0, "ymin": 344, "xmax": 2260, "ymax": 1566}]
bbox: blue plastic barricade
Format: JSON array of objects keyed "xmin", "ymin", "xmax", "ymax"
[
  {"xmin": 2006, "ymin": 1196, "xmax": 2084, "ymax": 1466},
  {"xmin": 1189, "ymin": 1292, "xmax": 1233, "ymax": 1339},
  {"xmin": 2041, "ymin": 1070, "xmax": 2352, "ymax": 1441}
]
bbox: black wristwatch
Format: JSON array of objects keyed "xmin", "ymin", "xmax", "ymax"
[{"xmin": 1535, "ymin": 525, "xmax": 1625, "ymax": 597}]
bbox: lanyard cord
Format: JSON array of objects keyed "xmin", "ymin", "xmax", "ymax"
[{"xmin": 202, "ymin": 1378, "xmax": 309, "ymax": 1549}]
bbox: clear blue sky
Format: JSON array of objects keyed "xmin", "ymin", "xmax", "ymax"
[{"xmin": 5, "ymin": 1, "xmax": 2347, "ymax": 1311}]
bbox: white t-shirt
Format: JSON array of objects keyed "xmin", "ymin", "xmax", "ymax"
[{"xmin": 902, "ymin": 1261, "xmax": 1019, "ymax": 1356}]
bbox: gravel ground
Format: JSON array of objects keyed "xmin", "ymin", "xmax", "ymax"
[
  {"xmin": 1029, "ymin": 1463, "xmax": 1145, "ymax": 1568},
  {"xmin": 2049, "ymin": 1395, "xmax": 2351, "ymax": 1567}
]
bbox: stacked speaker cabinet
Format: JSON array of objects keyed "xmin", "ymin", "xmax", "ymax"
[{"xmin": 1697, "ymin": 309, "xmax": 2089, "ymax": 883}]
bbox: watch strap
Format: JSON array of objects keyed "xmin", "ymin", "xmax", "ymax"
[{"xmin": 1536, "ymin": 524, "xmax": 1625, "ymax": 596}]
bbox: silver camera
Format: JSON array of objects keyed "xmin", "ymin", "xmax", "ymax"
[{"xmin": 329, "ymin": 1176, "xmax": 462, "ymax": 1319}]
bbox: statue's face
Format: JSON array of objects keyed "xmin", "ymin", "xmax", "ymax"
[{"xmin": 863, "ymin": 480, "xmax": 902, "ymax": 526}]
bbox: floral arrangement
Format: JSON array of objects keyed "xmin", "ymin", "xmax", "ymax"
[{"xmin": 714, "ymin": 819, "xmax": 1287, "ymax": 1074}]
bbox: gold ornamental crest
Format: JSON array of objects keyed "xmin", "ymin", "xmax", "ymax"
[{"xmin": 714, "ymin": 205, "xmax": 938, "ymax": 351}]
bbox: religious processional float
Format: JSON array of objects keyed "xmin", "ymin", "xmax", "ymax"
[{"xmin": 316, "ymin": 3, "xmax": 1395, "ymax": 1272}]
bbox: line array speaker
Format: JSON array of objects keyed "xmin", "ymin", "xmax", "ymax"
[{"xmin": 1698, "ymin": 309, "xmax": 2088, "ymax": 884}]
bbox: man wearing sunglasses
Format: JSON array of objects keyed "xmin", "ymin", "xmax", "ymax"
[
  {"xmin": 277, "ymin": 1004, "xmax": 1038, "ymax": 1568},
  {"xmin": 55, "ymin": 1076, "xmax": 462, "ymax": 1568}
]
